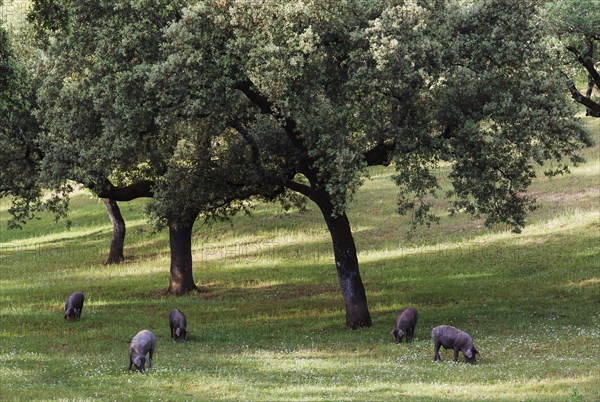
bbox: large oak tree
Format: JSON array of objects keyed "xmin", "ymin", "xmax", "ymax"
[
  {"xmin": 150, "ymin": 0, "xmax": 591, "ymax": 328},
  {"xmin": 27, "ymin": 0, "xmax": 201, "ymax": 292},
  {"xmin": 25, "ymin": 0, "xmax": 285, "ymax": 294}
]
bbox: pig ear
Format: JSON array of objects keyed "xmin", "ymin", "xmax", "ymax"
[{"xmin": 464, "ymin": 349, "xmax": 473, "ymax": 359}]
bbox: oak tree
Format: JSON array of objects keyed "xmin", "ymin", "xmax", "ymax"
[
  {"xmin": 27, "ymin": 0, "xmax": 284, "ymax": 293},
  {"xmin": 151, "ymin": 0, "xmax": 591, "ymax": 328},
  {"xmin": 28, "ymin": 0, "xmax": 200, "ymax": 291}
]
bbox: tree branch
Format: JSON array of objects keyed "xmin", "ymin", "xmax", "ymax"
[
  {"xmin": 92, "ymin": 179, "xmax": 155, "ymax": 201},
  {"xmin": 364, "ymin": 141, "xmax": 395, "ymax": 166},
  {"xmin": 565, "ymin": 76, "xmax": 600, "ymax": 117},
  {"xmin": 566, "ymin": 45, "xmax": 600, "ymax": 90},
  {"xmin": 234, "ymin": 80, "xmax": 308, "ymax": 153},
  {"xmin": 229, "ymin": 117, "xmax": 267, "ymax": 177},
  {"xmin": 285, "ymin": 180, "xmax": 312, "ymax": 197}
]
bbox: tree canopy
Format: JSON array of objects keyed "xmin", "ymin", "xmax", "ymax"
[{"xmin": 153, "ymin": 0, "xmax": 591, "ymax": 228}]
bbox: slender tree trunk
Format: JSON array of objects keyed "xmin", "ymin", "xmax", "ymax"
[
  {"xmin": 585, "ymin": 40, "xmax": 594, "ymax": 115},
  {"xmin": 584, "ymin": 36, "xmax": 598, "ymax": 117},
  {"xmin": 103, "ymin": 198, "xmax": 126, "ymax": 264},
  {"xmin": 584, "ymin": 75, "xmax": 598, "ymax": 116},
  {"xmin": 314, "ymin": 194, "xmax": 372, "ymax": 329},
  {"xmin": 167, "ymin": 219, "xmax": 199, "ymax": 295},
  {"xmin": 585, "ymin": 76, "xmax": 594, "ymax": 99}
]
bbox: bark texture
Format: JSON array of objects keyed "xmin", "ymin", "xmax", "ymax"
[
  {"xmin": 314, "ymin": 192, "xmax": 372, "ymax": 329},
  {"xmin": 103, "ymin": 198, "xmax": 126, "ymax": 264},
  {"xmin": 167, "ymin": 220, "xmax": 199, "ymax": 295}
]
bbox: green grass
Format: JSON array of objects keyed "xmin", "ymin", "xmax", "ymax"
[{"xmin": 1, "ymin": 118, "xmax": 599, "ymax": 401}]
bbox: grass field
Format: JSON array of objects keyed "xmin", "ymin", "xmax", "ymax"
[{"xmin": 0, "ymin": 118, "xmax": 599, "ymax": 401}]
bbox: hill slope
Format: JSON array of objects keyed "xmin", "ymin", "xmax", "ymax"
[{"xmin": 0, "ymin": 119, "xmax": 598, "ymax": 401}]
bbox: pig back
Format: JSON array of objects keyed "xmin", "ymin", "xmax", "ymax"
[
  {"xmin": 65, "ymin": 291, "xmax": 84, "ymax": 309},
  {"xmin": 396, "ymin": 307, "xmax": 418, "ymax": 327},
  {"xmin": 432, "ymin": 325, "xmax": 473, "ymax": 349},
  {"xmin": 169, "ymin": 309, "xmax": 187, "ymax": 327},
  {"xmin": 131, "ymin": 330, "xmax": 156, "ymax": 354},
  {"xmin": 432, "ymin": 325, "xmax": 461, "ymax": 348}
]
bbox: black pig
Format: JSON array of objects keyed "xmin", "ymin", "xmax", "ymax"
[
  {"xmin": 64, "ymin": 291, "xmax": 84, "ymax": 321},
  {"xmin": 390, "ymin": 307, "xmax": 418, "ymax": 343},
  {"xmin": 129, "ymin": 330, "xmax": 156, "ymax": 373},
  {"xmin": 169, "ymin": 309, "xmax": 188, "ymax": 342},
  {"xmin": 432, "ymin": 325, "xmax": 479, "ymax": 363}
]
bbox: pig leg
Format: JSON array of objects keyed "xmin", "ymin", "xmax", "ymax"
[
  {"xmin": 148, "ymin": 349, "xmax": 154, "ymax": 368},
  {"xmin": 453, "ymin": 349, "xmax": 459, "ymax": 362},
  {"xmin": 434, "ymin": 342, "xmax": 442, "ymax": 361},
  {"xmin": 391, "ymin": 329, "xmax": 399, "ymax": 343}
]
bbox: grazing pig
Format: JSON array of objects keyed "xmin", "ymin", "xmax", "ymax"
[
  {"xmin": 128, "ymin": 330, "xmax": 156, "ymax": 373},
  {"xmin": 64, "ymin": 291, "xmax": 85, "ymax": 321},
  {"xmin": 169, "ymin": 309, "xmax": 188, "ymax": 342},
  {"xmin": 432, "ymin": 325, "xmax": 479, "ymax": 363},
  {"xmin": 390, "ymin": 307, "xmax": 418, "ymax": 343}
]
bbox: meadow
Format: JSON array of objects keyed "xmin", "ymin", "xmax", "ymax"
[{"xmin": 0, "ymin": 118, "xmax": 598, "ymax": 401}]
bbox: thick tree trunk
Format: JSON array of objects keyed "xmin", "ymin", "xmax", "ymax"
[
  {"xmin": 314, "ymin": 195, "xmax": 372, "ymax": 329},
  {"xmin": 167, "ymin": 220, "xmax": 199, "ymax": 295},
  {"xmin": 103, "ymin": 199, "xmax": 126, "ymax": 264}
]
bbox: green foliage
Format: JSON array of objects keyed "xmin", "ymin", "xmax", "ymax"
[
  {"xmin": 366, "ymin": 0, "xmax": 593, "ymax": 231},
  {"xmin": 547, "ymin": 0, "xmax": 600, "ymax": 42},
  {"xmin": 11, "ymin": 0, "xmax": 591, "ymax": 234},
  {"xmin": 33, "ymin": 0, "xmax": 186, "ymax": 191},
  {"xmin": 27, "ymin": 0, "xmax": 289, "ymax": 229},
  {"xmin": 26, "ymin": 0, "xmax": 71, "ymax": 45},
  {"xmin": 152, "ymin": 0, "xmax": 591, "ymax": 232},
  {"xmin": 0, "ymin": 14, "xmax": 46, "ymax": 227},
  {"xmin": 144, "ymin": 121, "xmax": 273, "ymax": 227}
]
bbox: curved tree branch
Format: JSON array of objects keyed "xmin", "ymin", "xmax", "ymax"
[
  {"xmin": 285, "ymin": 179, "xmax": 312, "ymax": 197},
  {"xmin": 234, "ymin": 80, "xmax": 308, "ymax": 154},
  {"xmin": 566, "ymin": 44, "xmax": 600, "ymax": 89},
  {"xmin": 92, "ymin": 179, "xmax": 155, "ymax": 201},
  {"xmin": 565, "ymin": 76, "xmax": 600, "ymax": 117},
  {"xmin": 229, "ymin": 117, "xmax": 267, "ymax": 176}
]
